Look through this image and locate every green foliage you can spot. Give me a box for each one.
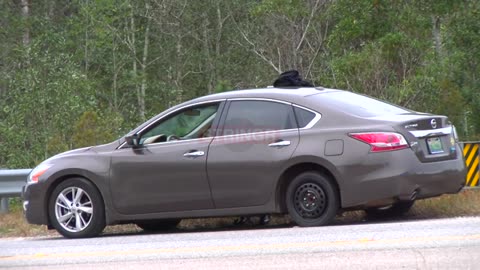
[215,80,233,93]
[0,35,95,167]
[0,0,479,168]
[72,111,121,148]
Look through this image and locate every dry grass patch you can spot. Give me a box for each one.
[411,188,480,218]
[1,189,479,238]
[336,188,480,224]
[0,206,57,238]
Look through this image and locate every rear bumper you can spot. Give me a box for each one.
[340,146,467,208]
[22,183,49,225]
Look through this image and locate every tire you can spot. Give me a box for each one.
[286,172,339,227]
[364,200,415,218]
[48,178,106,238]
[136,219,181,232]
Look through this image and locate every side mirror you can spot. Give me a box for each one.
[125,134,141,148]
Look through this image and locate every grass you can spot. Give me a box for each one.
[1,189,479,238]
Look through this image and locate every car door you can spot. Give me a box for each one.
[110,101,224,215]
[207,99,300,208]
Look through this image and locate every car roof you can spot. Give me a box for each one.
[130,87,341,135]
[185,87,340,105]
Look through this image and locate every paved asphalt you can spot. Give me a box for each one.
[1,217,480,269]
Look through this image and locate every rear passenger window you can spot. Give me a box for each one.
[222,101,296,135]
[294,107,316,128]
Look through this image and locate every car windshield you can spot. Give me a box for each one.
[312,91,412,117]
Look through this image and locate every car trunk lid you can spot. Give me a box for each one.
[384,114,457,163]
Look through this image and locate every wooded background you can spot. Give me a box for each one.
[0,0,479,168]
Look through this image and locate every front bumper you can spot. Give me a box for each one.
[22,183,49,225]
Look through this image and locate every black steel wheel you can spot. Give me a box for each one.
[286,172,339,227]
[136,219,181,232]
[48,178,106,238]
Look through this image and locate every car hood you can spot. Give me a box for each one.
[43,141,120,163]
[43,146,93,163]
[90,140,121,153]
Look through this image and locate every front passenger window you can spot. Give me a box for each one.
[141,103,219,144]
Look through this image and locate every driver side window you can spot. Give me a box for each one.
[141,102,219,145]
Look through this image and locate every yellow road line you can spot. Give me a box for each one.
[1,234,480,261]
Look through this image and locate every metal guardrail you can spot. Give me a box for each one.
[0,169,31,213]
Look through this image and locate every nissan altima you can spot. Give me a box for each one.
[22,87,467,238]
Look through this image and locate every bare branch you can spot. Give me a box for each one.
[296,0,322,51]
[181,70,203,80]
[305,46,321,80]
[230,15,281,73]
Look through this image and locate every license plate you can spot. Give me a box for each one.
[427,137,444,154]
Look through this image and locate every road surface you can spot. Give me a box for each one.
[1,217,480,269]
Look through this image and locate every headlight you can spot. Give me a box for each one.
[28,164,53,184]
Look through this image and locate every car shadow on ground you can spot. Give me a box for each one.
[37,210,474,241]
[97,211,466,239]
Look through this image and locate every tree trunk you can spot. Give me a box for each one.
[48,0,54,18]
[432,15,443,57]
[202,12,214,94]
[214,1,223,89]
[21,0,30,47]
[112,36,118,110]
[20,0,30,68]
[139,4,151,122]
[129,6,142,120]
[85,16,89,74]
[175,40,183,104]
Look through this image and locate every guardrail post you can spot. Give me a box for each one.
[461,142,480,187]
[0,197,9,214]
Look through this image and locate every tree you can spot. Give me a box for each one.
[0,0,479,168]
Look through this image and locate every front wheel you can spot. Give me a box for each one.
[286,172,339,227]
[48,178,106,238]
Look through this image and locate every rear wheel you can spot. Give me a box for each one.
[364,200,415,218]
[286,172,339,227]
[136,219,181,232]
[48,178,106,238]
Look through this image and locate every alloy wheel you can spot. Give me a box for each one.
[55,187,93,233]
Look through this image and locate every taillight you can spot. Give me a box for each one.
[452,125,459,142]
[349,132,409,152]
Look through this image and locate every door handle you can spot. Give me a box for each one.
[183,150,205,157]
[268,140,291,147]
